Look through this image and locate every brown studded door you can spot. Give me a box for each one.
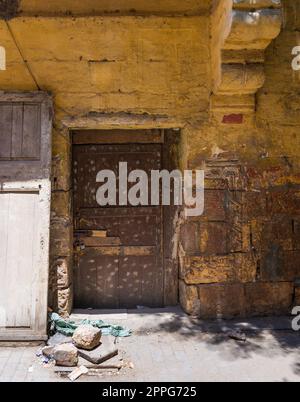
[73,142,164,309]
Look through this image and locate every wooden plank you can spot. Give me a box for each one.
[87,247,120,256]
[81,237,121,247]
[75,230,107,238]
[123,246,156,256]
[0,104,12,159]
[0,334,48,341]
[11,104,23,159]
[0,192,38,329]
[0,193,9,328]
[22,104,40,159]
[73,129,163,144]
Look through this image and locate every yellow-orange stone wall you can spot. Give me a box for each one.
[0,0,299,317]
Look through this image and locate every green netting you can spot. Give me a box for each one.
[50,313,132,337]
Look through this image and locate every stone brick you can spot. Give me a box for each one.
[180,222,199,254]
[57,286,73,318]
[245,190,267,220]
[228,223,251,253]
[51,191,71,220]
[251,219,294,252]
[198,222,227,254]
[50,257,73,290]
[260,249,300,282]
[244,282,294,316]
[198,190,227,221]
[53,343,78,367]
[73,325,102,350]
[198,283,246,319]
[52,132,71,192]
[244,163,290,190]
[181,254,257,285]
[179,280,201,316]
[50,218,73,258]
[267,189,300,216]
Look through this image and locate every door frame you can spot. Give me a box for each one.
[71,129,181,307]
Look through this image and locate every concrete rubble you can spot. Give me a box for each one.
[72,325,102,350]
[52,344,79,367]
[38,323,124,381]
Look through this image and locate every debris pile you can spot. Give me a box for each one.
[36,313,132,381]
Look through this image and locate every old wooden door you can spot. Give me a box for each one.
[73,142,164,309]
[0,92,52,341]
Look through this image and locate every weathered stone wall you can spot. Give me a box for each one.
[42,14,210,316]
[0,0,299,318]
[179,0,300,318]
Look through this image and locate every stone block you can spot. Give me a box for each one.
[198,190,227,221]
[244,282,293,316]
[53,344,78,367]
[181,253,257,284]
[57,286,73,318]
[251,219,294,252]
[267,189,300,216]
[51,191,71,220]
[198,222,227,254]
[73,325,102,351]
[51,256,73,290]
[260,249,300,282]
[52,132,71,191]
[180,222,199,254]
[228,223,251,253]
[198,283,246,319]
[179,280,201,316]
[245,191,267,220]
[50,217,73,257]
[218,64,265,96]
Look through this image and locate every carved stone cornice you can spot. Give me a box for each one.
[211,0,283,122]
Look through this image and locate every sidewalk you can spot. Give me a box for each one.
[0,308,300,382]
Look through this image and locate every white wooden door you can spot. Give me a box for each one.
[0,92,52,340]
[0,192,39,329]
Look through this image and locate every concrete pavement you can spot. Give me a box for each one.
[0,307,300,382]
